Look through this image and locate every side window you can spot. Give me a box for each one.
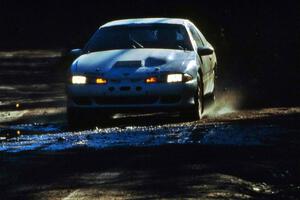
[188,24,205,47]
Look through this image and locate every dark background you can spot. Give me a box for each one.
[0,0,299,107]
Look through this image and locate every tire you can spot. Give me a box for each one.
[211,64,217,103]
[181,73,204,121]
[205,91,215,108]
[205,65,217,107]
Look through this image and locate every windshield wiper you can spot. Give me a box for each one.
[178,45,188,51]
[129,36,144,48]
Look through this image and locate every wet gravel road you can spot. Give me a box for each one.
[0,51,300,199]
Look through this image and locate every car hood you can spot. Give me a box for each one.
[72,49,196,79]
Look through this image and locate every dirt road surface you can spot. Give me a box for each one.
[0,51,299,199]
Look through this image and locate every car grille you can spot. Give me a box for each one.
[94,96,159,105]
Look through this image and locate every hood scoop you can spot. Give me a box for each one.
[145,57,166,67]
[114,60,143,68]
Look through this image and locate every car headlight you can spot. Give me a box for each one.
[145,73,193,84]
[72,75,87,84]
[166,73,193,83]
[167,74,183,83]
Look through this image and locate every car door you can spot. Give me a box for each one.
[188,24,212,95]
[196,28,216,94]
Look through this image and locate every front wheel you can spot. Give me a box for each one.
[181,75,204,120]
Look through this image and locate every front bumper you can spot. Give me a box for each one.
[67,80,197,112]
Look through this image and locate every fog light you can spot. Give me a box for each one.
[96,78,107,84]
[145,77,158,83]
[167,74,182,83]
[72,76,86,84]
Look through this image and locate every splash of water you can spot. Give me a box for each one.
[204,90,242,117]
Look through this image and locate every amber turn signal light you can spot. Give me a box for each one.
[145,77,158,83]
[96,78,107,84]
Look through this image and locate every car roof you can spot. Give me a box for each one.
[101,18,190,28]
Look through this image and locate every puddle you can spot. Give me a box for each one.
[0,122,287,153]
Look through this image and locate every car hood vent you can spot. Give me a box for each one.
[114,60,142,68]
[145,57,166,66]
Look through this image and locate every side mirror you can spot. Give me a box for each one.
[69,48,82,58]
[197,46,214,56]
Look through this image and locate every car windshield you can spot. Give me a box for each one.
[83,24,193,53]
